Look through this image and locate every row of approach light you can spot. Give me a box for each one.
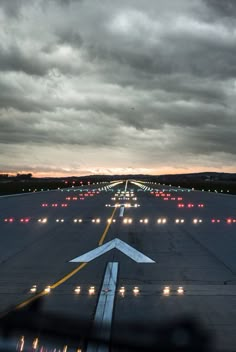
[151,192,183,200]
[42,203,68,207]
[30,285,142,296]
[163,286,185,295]
[114,192,135,197]
[111,197,137,201]
[105,203,140,208]
[30,285,96,296]
[65,194,97,200]
[178,203,204,208]
[3,218,236,224]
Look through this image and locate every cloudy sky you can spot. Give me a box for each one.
[0,0,236,176]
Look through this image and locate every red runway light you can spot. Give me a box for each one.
[178,203,184,208]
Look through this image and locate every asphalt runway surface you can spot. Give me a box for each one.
[1,180,236,351]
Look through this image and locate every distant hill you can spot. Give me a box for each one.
[156,172,236,183]
[1,172,236,195]
[1,172,236,183]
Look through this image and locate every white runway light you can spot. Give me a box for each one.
[44,286,51,294]
[89,286,95,295]
[157,218,167,224]
[123,218,132,224]
[175,219,185,224]
[133,286,140,296]
[193,218,202,224]
[119,286,125,297]
[74,286,81,294]
[163,286,170,296]
[177,286,184,295]
[30,285,37,293]
[38,218,47,223]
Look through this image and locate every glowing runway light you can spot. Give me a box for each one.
[17,336,24,352]
[44,286,51,294]
[30,285,37,293]
[32,337,39,349]
[89,286,95,295]
[133,286,140,296]
[177,286,184,295]
[74,286,81,294]
[163,286,170,296]
[119,286,125,297]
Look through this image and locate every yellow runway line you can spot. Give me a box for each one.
[1,206,117,316]
[98,206,117,246]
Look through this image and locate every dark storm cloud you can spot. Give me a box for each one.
[53,0,81,5]
[1,0,236,173]
[0,0,26,17]
[55,30,83,48]
[0,45,48,76]
[0,110,120,147]
[87,14,236,81]
[204,0,236,17]
[176,125,236,156]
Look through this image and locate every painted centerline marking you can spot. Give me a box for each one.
[87,262,118,352]
[124,180,128,192]
[119,205,125,217]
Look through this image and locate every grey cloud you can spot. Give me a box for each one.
[0,0,26,17]
[0,0,235,174]
[55,30,83,48]
[0,45,48,76]
[0,86,54,113]
[0,111,120,147]
[176,125,236,156]
[52,0,82,6]
[88,23,236,81]
[203,0,236,18]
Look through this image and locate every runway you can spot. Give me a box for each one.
[1,180,236,351]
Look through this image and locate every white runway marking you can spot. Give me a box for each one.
[70,238,155,263]
[119,205,125,217]
[86,262,118,352]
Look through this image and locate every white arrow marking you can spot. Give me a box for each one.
[70,238,155,263]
